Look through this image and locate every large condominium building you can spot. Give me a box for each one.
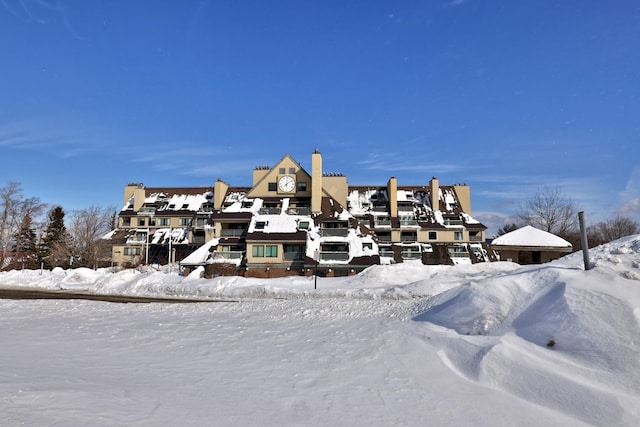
[106,150,493,277]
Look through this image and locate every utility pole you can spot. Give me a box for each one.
[578,211,591,270]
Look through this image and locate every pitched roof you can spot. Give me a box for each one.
[491,225,572,248]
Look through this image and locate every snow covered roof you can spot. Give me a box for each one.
[180,238,220,266]
[492,226,572,248]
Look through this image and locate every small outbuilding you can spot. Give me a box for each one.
[491,225,572,264]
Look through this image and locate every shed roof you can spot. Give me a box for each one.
[491,225,572,248]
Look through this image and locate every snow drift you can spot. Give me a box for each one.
[1,236,639,425]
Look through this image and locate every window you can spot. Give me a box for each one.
[268,182,277,191]
[138,218,145,226]
[182,203,189,209]
[252,245,264,257]
[362,242,373,250]
[124,247,141,256]
[266,245,278,257]
[289,167,295,174]
[159,218,170,226]
[428,231,437,240]
[149,217,156,226]
[297,182,307,191]
[179,218,191,226]
[454,231,463,241]
[298,220,310,230]
[122,218,131,226]
[279,167,286,174]
[255,221,267,230]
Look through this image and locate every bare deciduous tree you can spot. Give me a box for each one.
[588,216,640,246]
[518,186,579,238]
[0,182,45,269]
[69,206,116,269]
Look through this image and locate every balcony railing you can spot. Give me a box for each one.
[194,219,209,228]
[401,250,422,260]
[320,251,350,261]
[444,219,464,226]
[320,228,349,237]
[374,218,391,227]
[448,249,469,258]
[211,251,244,260]
[399,218,418,227]
[469,235,483,242]
[220,229,247,237]
[398,205,414,212]
[283,251,305,261]
[137,207,156,215]
[376,235,392,243]
[400,234,417,242]
[379,250,394,258]
[259,207,282,215]
[287,207,310,216]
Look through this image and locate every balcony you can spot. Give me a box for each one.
[220,229,247,238]
[193,219,209,229]
[448,248,469,258]
[210,251,244,261]
[259,207,282,215]
[287,207,310,216]
[444,218,464,226]
[398,204,414,212]
[374,218,391,227]
[320,228,349,237]
[401,249,422,260]
[320,251,350,261]
[469,235,483,242]
[399,218,418,227]
[283,251,305,261]
[400,233,417,243]
[376,234,392,243]
[137,207,156,215]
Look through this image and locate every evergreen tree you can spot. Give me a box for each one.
[494,223,519,238]
[38,206,71,268]
[15,213,38,268]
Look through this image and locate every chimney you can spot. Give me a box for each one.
[311,149,323,214]
[214,179,229,209]
[124,183,145,211]
[387,177,398,217]
[429,177,439,211]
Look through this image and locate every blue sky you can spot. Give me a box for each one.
[1,0,639,235]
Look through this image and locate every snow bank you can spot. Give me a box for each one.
[1,236,640,425]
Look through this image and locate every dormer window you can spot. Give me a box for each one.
[168,204,176,209]
[182,204,189,209]
[255,221,268,230]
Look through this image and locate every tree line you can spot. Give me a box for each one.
[0,181,116,271]
[495,186,640,249]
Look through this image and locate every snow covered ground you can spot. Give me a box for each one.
[1,236,640,426]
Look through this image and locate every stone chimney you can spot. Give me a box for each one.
[311,149,323,214]
[429,177,439,211]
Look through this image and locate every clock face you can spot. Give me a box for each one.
[278,175,295,193]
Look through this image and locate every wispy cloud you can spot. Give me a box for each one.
[1,0,84,39]
[615,166,640,220]
[0,117,139,159]
[356,153,470,176]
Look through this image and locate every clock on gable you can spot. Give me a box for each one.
[277,175,296,193]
